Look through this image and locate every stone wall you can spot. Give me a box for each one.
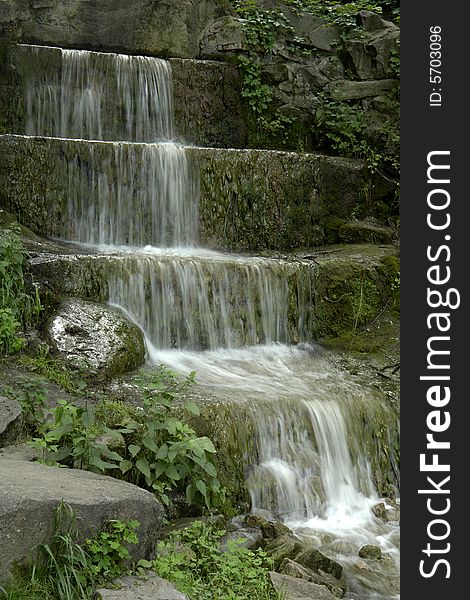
[0,134,394,251]
[0,43,247,148]
[0,0,231,58]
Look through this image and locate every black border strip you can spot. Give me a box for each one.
[401,1,468,596]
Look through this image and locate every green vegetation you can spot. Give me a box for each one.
[28,367,225,510]
[0,228,41,354]
[86,519,139,580]
[143,521,282,600]
[282,0,400,27]
[0,503,139,600]
[20,345,87,394]
[1,509,282,600]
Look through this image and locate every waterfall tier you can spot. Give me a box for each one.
[0,134,376,252]
[22,45,174,142]
[10,44,247,148]
[28,248,315,351]
[61,142,198,247]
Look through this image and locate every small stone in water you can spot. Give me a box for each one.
[358,544,382,560]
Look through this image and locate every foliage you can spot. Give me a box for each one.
[314,95,399,186]
[29,367,224,510]
[116,368,225,509]
[282,0,400,29]
[15,378,49,436]
[19,345,86,394]
[233,1,294,52]
[0,503,139,600]
[390,38,400,78]
[85,519,139,580]
[30,399,124,472]
[141,521,281,600]
[231,2,298,147]
[315,97,366,157]
[0,227,42,354]
[238,56,272,116]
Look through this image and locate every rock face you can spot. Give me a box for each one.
[47,299,145,382]
[244,515,346,597]
[1,0,229,59]
[270,571,337,600]
[0,397,22,447]
[96,573,189,600]
[0,459,165,583]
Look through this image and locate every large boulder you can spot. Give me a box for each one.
[0,396,22,447]
[47,298,146,383]
[0,459,164,583]
[270,571,337,600]
[96,573,188,600]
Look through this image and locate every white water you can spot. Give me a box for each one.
[24,45,174,141]
[106,250,313,350]
[22,44,400,598]
[63,142,198,247]
[147,342,400,599]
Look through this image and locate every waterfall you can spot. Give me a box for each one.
[19,43,399,599]
[107,251,313,350]
[63,142,198,247]
[24,46,174,141]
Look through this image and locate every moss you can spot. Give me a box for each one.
[313,247,400,351]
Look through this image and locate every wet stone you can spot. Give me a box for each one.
[47,298,145,383]
[358,544,383,560]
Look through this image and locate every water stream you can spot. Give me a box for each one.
[23,44,400,599]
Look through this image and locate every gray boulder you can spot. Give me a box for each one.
[200,16,246,59]
[0,397,22,447]
[10,0,230,59]
[47,298,145,383]
[325,79,398,101]
[0,459,164,583]
[358,10,399,32]
[373,500,400,523]
[265,534,305,568]
[270,571,337,600]
[96,573,188,600]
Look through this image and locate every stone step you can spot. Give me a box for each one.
[26,243,316,351]
[2,43,246,149]
[0,134,394,252]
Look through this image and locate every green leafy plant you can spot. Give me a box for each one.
[30,368,224,510]
[117,368,225,509]
[0,504,141,600]
[86,519,139,580]
[20,345,86,394]
[16,378,49,436]
[30,399,124,471]
[142,521,281,600]
[0,227,42,354]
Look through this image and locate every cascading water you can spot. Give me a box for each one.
[22,43,399,599]
[63,142,198,247]
[24,45,174,141]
